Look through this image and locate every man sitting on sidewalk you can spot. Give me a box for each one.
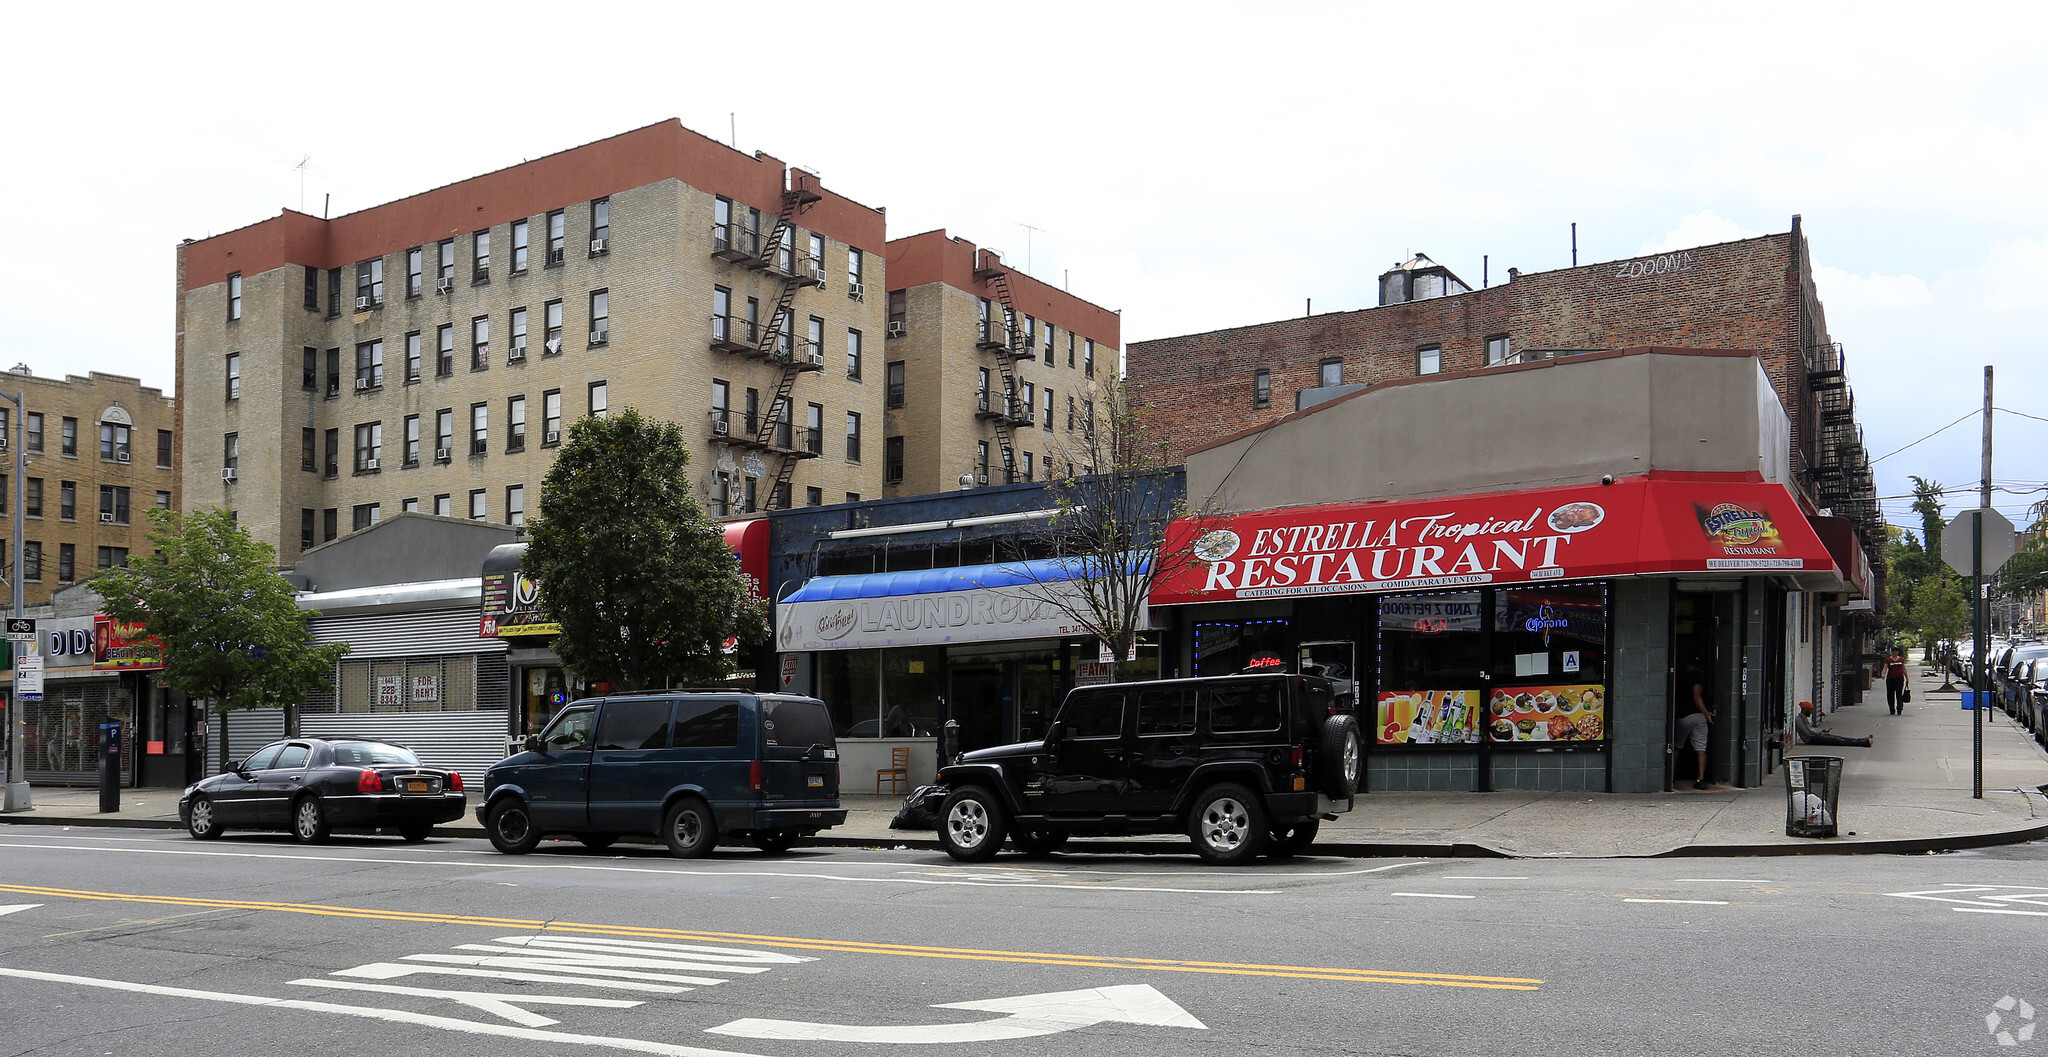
[1797,701,1874,748]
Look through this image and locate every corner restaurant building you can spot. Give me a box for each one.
[1148,347,1872,793]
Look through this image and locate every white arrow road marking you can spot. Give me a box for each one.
[289,978,643,1027]
[707,983,1206,1043]
[0,966,770,1057]
[335,963,692,993]
[0,904,42,916]
[1889,885,2048,914]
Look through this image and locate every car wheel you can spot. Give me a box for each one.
[186,796,224,841]
[938,787,1007,862]
[751,830,799,854]
[487,798,544,855]
[577,833,620,851]
[291,797,331,844]
[1266,819,1320,858]
[1188,783,1269,865]
[1012,830,1069,856]
[662,798,718,859]
[1318,715,1362,798]
[398,822,433,843]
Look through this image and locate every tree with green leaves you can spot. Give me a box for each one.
[1909,475,1946,557]
[522,407,767,691]
[93,508,349,769]
[1909,573,1967,689]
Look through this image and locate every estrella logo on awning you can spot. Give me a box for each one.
[1694,502,1782,550]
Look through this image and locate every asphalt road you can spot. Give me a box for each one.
[0,825,2043,1057]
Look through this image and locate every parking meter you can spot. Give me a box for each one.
[98,720,121,814]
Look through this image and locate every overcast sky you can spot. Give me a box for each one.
[6,2,2043,537]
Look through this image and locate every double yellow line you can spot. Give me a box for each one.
[0,882,1541,991]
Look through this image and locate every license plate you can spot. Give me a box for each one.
[807,775,824,788]
[401,777,432,794]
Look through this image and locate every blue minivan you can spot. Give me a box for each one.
[479,690,845,857]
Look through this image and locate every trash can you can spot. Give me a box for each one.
[1784,754,1842,838]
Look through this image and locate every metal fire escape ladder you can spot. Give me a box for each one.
[977,264,1026,482]
[753,181,823,508]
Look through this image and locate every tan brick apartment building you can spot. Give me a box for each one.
[1,370,178,604]
[1125,217,1882,550]
[176,120,1124,558]
[882,231,1121,495]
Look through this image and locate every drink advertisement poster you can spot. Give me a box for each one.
[1487,684,1605,742]
[1377,689,1482,745]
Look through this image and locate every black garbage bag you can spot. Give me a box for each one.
[890,784,948,830]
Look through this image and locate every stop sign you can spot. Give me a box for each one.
[1941,507,2018,576]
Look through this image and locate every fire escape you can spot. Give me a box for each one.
[971,254,1033,483]
[1807,342,1880,538]
[707,176,826,510]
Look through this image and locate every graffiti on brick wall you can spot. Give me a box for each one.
[1612,251,1698,280]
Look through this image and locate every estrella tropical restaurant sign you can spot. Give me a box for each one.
[1151,473,1836,605]
[480,520,770,638]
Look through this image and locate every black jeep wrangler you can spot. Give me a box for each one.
[935,673,1360,865]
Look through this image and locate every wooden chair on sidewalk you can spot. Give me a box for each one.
[876,746,910,795]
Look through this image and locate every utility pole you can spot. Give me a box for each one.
[1972,366,1992,799]
[4,387,26,811]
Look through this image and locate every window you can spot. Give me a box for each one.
[435,409,453,459]
[223,433,239,475]
[845,492,861,504]
[403,415,420,466]
[510,307,528,357]
[405,332,422,382]
[97,545,129,571]
[588,381,607,418]
[806,316,824,364]
[510,218,529,272]
[1066,394,1076,431]
[976,441,990,480]
[352,422,380,471]
[469,489,487,520]
[886,361,905,408]
[97,485,128,525]
[542,390,562,444]
[884,435,903,484]
[356,258,383,305]
[352,503,379,531]
[472,229,491,281]
[1043,387,1054,430]
[58,543,75,583]
[305,266,320,311]
[437,324,455,376]
[1084,339,1095,377]
[302,347,318,390]
[590,197,609,252]
[1021,451,1034,480]
[846,328,862,378]
[711,286,732,343]
[406,247,423,297]
[26,413,41,452]
[99,422,130,462]
[402,498,419,513]
[806,403,823,455]
[224,353,241,400]
[355,340,383,389]
[508,395,527,451]
[327,268,341,317]
[506,484,525,527]
[154,490,171,510]
[1067,332,1076,369]
[1418,345,1442,375]
[1021,381,1035,420]
[1319,360,1342,388]
[471,316,490,369]
[226,273,242,320]
[847,247,864,293]
[806,487,823,506]
[25,477,40,518]
[22,541,39,581]
[323,508,338,541]
[326,347,341,395]
[1043,322,1056,363]
[807,232,825,278]
[1023,316,1035,355]
[589,289,609,343]
[1486,335,1511,366]
[470,402,488,455]
[60,481,76,521]
[301,428,316,472]
[157,429,173,468]
[1083,399,1095,435]
[546,210,565,265]
[301,510,315,551]
[433,494,451,517]
[323,428,337,478]
[845,411,861,461]
[1254,369,1271,408]
[436,239,455,282]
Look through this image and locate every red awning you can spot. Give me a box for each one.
[723,519,770,601]
[1151,473,1841,606]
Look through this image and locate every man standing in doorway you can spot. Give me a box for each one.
[1677,657,1713,789]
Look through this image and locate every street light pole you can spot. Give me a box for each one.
[4,387,27,811]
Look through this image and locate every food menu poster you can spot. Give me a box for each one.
[1376,690,1483,745]
[1487,684,1605,742]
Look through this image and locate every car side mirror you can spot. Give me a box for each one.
[225,759,244,774]
[523,735,542,752]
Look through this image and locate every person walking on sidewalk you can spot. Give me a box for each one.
[1677,657,1713,789]
[1797,701,1874,748]
[1884,646,1908,715]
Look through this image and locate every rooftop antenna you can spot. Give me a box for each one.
[730,112,737,148]
[294,155,311,212]
[1571,222,1578,267]
[1018,222,1045,274]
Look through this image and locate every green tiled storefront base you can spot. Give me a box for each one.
[1367,751,1608,792]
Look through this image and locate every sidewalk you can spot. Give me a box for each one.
[9,653,2046,858]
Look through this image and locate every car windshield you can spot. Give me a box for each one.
[331,742,421,767]
[762,698,835,748]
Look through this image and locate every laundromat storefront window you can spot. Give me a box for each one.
[1375,583,1608,747]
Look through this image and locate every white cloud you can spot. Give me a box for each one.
[1812,265,1934,313]
[1640,213,1764,255]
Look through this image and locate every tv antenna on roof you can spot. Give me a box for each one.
[294,155,312,212]
[1017,222,1046,275]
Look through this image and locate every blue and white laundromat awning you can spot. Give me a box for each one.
[776,555,1151,652]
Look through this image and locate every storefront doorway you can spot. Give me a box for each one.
[1671,589,1736,789]
[948,664,1007,753]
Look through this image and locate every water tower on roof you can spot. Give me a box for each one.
[1377,253,1471,307]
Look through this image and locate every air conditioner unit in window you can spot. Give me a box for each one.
[220,468,237,483]
[436,277,455,294]
[508,344,526,362]
[100,512,116,524]
[807,348,825,367]
[548,248,564,265]
[435,447,452,462]
[356,378,373,391]
[590,328,608,344]
[363,458,380,471]
[887,321,906,337]
[115,451,130,463]
[712,419,731,436]
[848,282,865,301]
[544,430,560,445]
[355,296,373,310]
[976,474,989,485]
[590,237,607,254]
[806,264,827,284]
[0,435,8,449]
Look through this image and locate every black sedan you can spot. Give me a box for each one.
[179,738,467,843]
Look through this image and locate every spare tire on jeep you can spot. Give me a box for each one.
[1318,714,1362,798]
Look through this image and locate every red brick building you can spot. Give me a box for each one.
[1125,215,1878,550]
